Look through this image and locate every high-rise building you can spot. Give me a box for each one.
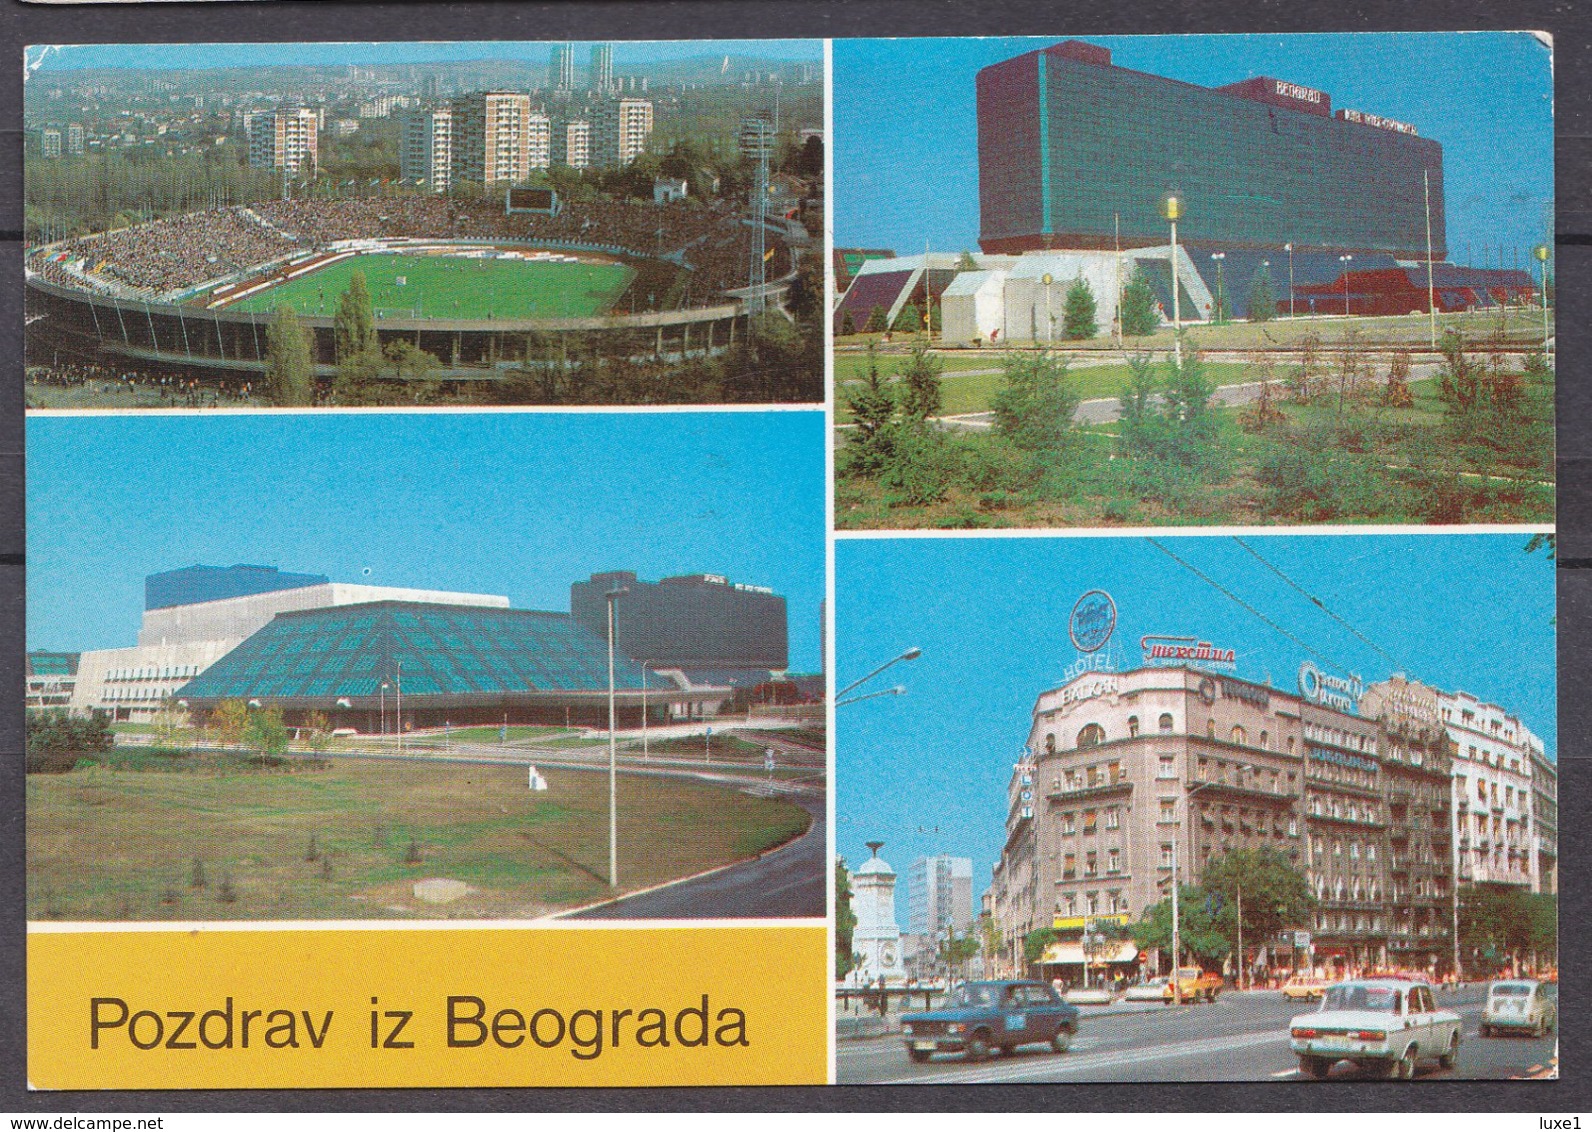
[247,107,319,174]
[40,128,62,159]
[976,40,1446,258]
[907,855,975,940]
[66,124,84,155]
[569,570,788,673]
[398,106,453,193]
[589,43,615,95]
[553,118,591,170]
[525,112,552,172]
[592,98,653,167]
[451,91,535,185]
[1434,686,1543,891]
[550,43,577,93]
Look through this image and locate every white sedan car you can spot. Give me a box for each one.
[1290,979,1462,1079]
[1124,977,1170,1002]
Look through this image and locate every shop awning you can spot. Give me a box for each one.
[1040,941,1140,966]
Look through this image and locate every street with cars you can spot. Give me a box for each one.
[837,982,1556,1084]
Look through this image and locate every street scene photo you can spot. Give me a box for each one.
[834,533,1555,1081]
[26,411,826,921]
[831,33,1554,528]
[24,39,824,408]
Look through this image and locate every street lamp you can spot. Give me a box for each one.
[836,684,907,709]
[605,585,628,888]
[1159,192,1184,367]
[1284,243,1295,320]
[1533,243,1552,357]
[1338,254,1354,317]
[837,646,921,702]
[379,681,389,737]
[1169,779,1218,1004]
[1041,272,1055,345]
[639,659,659,762]
[1210,252,1226,325]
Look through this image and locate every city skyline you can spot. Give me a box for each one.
[27,412,826,672]
[27,39,823,76]
[835,32,1553,269]
[835,534,1555,896]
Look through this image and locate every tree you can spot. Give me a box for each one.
[385,340,442,404]
[1119,269,1160,337]
[333,271,379,364]
[263,304,314,406]
[1248,265,1276,323]
[940,927,982,979]
[150,698,193,751]
[1198,848,1316,968]
[1062,275,1098,340]
[897,338,943,423]
[835,858,858,979]
[842,345,897,476]
[1116,354,1162,459]
[243,705,290,759]
[302,710,333,752]
[1131,885,1230,968]
[955,250,979,272]
[864,306,888,333]
[1023,927,1060,969]
[892,302,922,334]
[26,708,114,771]
[839,309,857,337]
[210,699,250,747]
[992,349,1080,457]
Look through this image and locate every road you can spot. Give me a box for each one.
[566,792,826,920]
[836,987,1556,1084]
[934,362,1445,431]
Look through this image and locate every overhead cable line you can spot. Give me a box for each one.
[1231,536,1403,670]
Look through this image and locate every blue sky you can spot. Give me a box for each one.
[835,32,1554,268]
[27,412,825,672]
[27,40,822,74]
[835,533,1556,895]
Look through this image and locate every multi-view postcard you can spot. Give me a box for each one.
[22,29,1559,1094]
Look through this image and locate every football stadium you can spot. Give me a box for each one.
[25,193,801,380]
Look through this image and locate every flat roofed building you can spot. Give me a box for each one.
[146,563,330,611]
[570,570,788,671]
[399,107,453,193]
[452,91,535,185]
[976,40,1445,259]
[593,98,653,168]
[248,107,319,174]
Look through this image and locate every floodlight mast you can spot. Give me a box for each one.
[605,586,628,888]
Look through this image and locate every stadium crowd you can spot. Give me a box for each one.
[27,194,790,306]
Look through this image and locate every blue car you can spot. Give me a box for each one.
[901,980,1080,1063]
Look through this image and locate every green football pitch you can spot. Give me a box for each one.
[227,252,637,320]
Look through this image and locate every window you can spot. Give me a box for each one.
[1107,848,1121,874]
[1159,713,1175,733]
[1206,719,1216,739]
[1105,807,1120,830]
[1085,852,1098,877]
[1158,756,1176,779]
[1128,716,1141,738]
[1160,844,1174,869]
[1085,893,1098,915]
[1260,730,1269,750]
[1063,813,1076,835]
[1045,733,1056,755]
[1083,810,1098,833]
[1063,853,1076,879]
[1231,725,1247,746]
[1078,724,1106,748]
[1159,799,1177,822]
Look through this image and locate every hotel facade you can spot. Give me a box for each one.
[989,657,1550,980]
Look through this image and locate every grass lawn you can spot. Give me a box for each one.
[834,357,1253,423]
[228,252,636,321]
[27,752,811,921]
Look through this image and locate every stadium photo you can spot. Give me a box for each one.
[24,39,826,408]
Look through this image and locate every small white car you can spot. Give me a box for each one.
[1064,986,1115,1005]
[1481,979,1557,1038]
[1124,977,1170,1002]
[1290,978,1462,1079]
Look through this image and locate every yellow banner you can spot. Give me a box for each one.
[29,926,827,1089]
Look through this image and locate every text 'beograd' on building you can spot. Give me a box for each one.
[988,592,1554,981]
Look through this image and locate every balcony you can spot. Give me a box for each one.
[1047,778,1132,802]
[1187,777,1293,803]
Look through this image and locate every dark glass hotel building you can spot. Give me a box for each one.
[976,41,1446,259]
